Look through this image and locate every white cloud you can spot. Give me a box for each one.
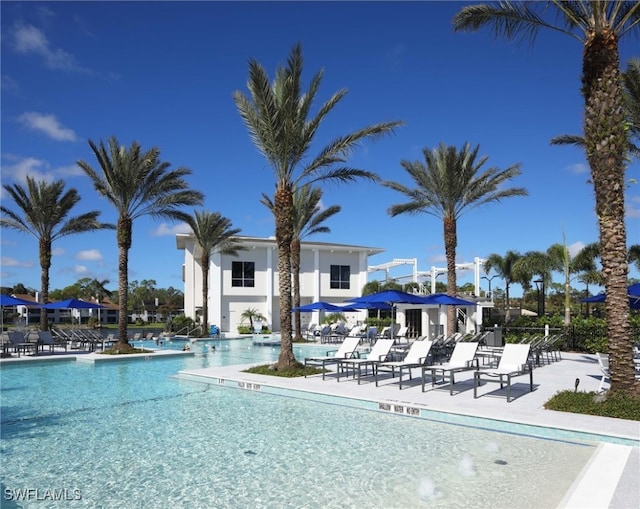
[57,164,85,177]
[11,23,90,73]
[18,112,77,141]
[73,264,88,275]
[52,247,65,256]
[153,222,191,236]
[0,256,34,268]
[1,154,55,183]
[1,154,84,185]
[568,241,586,258]
[566,163,588,175]
[76,249,102,261]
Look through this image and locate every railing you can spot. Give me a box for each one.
[172,325,204,337]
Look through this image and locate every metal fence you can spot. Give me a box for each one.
[495,325,640,352]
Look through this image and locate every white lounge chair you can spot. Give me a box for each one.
[374,339,433,389]
[423,342,479,395]
[596,352,610,393]
[304,336,361,380]
[473,344,533,402]
[337,339,394,384]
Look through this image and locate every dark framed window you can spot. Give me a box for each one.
[330,264,350,289]
[232,261,255,287]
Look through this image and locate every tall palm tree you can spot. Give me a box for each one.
[77,137,204,347]
[483,251,523,323]
[546,236,600,326]
[0,176,113,330]
[234,43,403,369]
[184,210,244,336]
[453,0,640,394]
[383,142,527,332]
[262,185,341,341]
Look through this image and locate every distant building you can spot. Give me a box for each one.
[177,235,382,333]
[177,234,486,337]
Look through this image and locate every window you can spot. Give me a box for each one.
[330,265,350,289]
[232,261,255,287]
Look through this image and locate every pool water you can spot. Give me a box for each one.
[1,339,596,508]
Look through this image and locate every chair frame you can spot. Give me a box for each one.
[337,339,394,384]
[473,344,534,403]
[304,336,362,380]
[374,339,433,389]
[422,342,480,395]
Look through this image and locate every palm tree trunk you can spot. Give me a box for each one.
[39,237,51,330]
[583,30,638,393]
[275,183,298,368]
[291,238,303,341]
[201,252,210,337]
[117,216,132,346]
[443,216,457,334]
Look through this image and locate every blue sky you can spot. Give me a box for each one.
[1,1,639,298]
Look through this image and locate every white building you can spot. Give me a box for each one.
[177,235,383,333]
[177,234,488,337]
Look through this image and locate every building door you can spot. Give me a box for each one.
[405,308,422,338]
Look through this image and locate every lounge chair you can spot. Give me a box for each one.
[473,344,533,402]
[374,339,434,389]
[422,342,479,395]
[37,330,66,353]
[596,352,610,393]
[8,330,37,357]
[304,336,361,380]
[394,326,409,343]
[337,339,394,384]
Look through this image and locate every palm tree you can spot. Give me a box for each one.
[262,185,341,341]
[234,43,403,369]
[546,236,600,326]
[77,137,204,348]
[0,177,113,330]
[453,0,640,394]
[383,142,527,332]
[241,307,267,332]
[483,251,523,323]
[86,278,112,325]
[629,244,640,272]
[184,210,244,336]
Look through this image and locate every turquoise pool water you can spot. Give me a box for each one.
[1,339,596,508]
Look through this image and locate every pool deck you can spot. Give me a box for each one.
[177,350,640,509]
[2,347,638,508]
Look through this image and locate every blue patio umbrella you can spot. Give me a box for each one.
[344,301,393,310]
[42,298,105,309]
[1,294,41,329]
[0,295,41,307]
[581,284,640,309]
[420,293,476,306]
[419,293,476,337]
[346,290,430,338]
[292,301,350,312]
[347,290,430,306]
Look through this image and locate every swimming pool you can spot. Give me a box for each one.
[1,338,597,508]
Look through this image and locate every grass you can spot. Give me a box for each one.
[544,390,640,421]
[100,344,154,355]
[244,363,324,378]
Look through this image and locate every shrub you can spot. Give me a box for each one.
[544,390,640,421]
